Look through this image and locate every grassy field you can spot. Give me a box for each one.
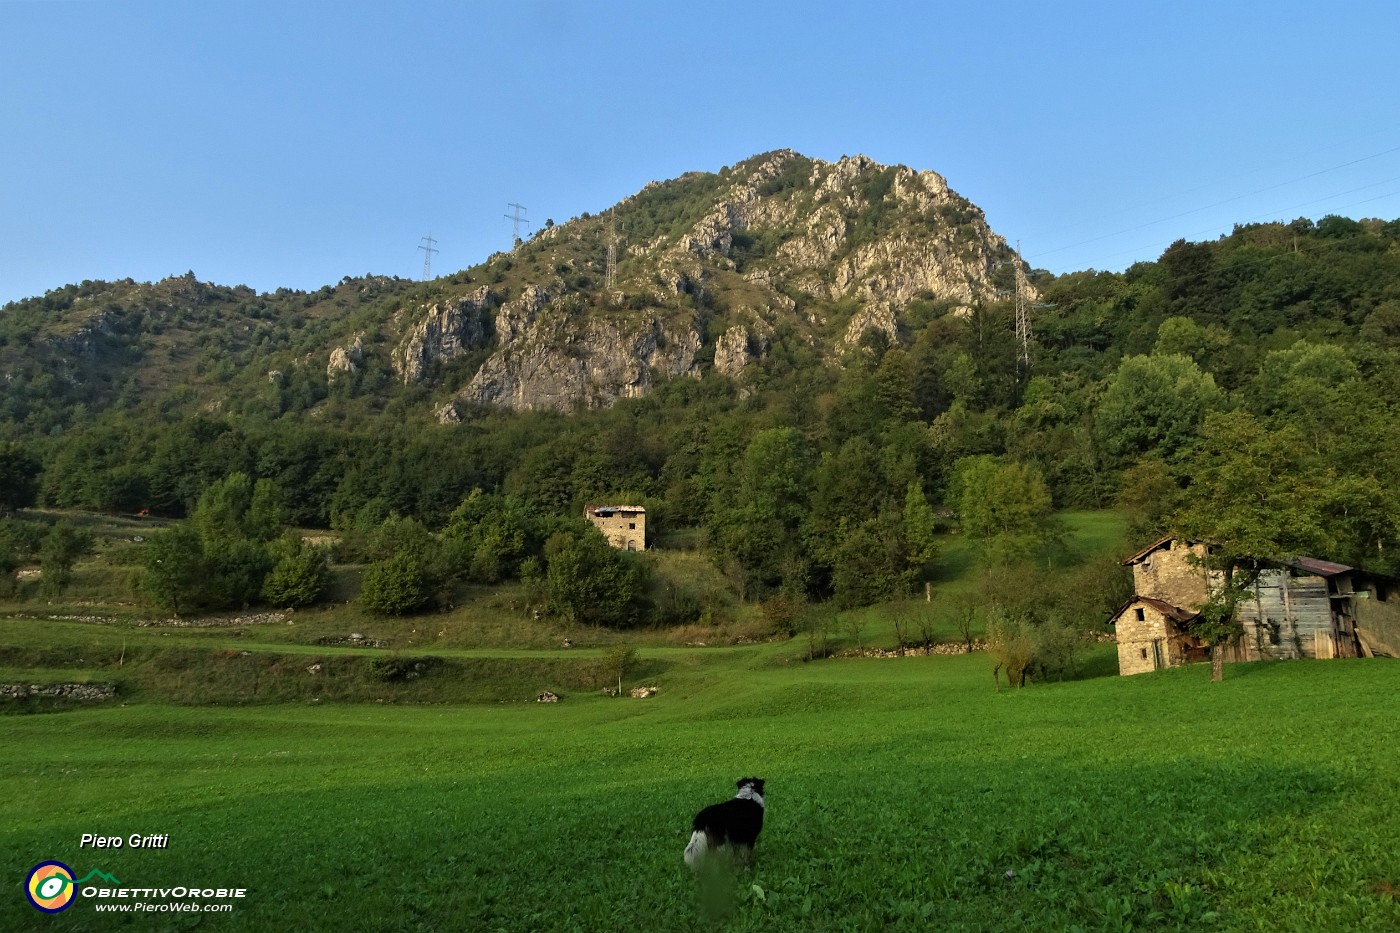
[3,649,1399,931]
[5,510,1398,929]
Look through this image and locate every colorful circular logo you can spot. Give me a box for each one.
[26,861,76,913]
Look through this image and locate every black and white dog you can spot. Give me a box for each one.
[684,777,766,870]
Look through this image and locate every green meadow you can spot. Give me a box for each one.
[3,511,1398,930]
[4,644,1399,931]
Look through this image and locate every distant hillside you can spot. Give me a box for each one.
[3,154,1399,592]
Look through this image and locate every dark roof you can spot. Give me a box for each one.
[1109,596,1201,626]
[585,504,646,516]
[1286,556,1352,577]
[1121,535,1175,566]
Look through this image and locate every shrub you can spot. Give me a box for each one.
[361,553,433,616]
[262,536,332,609]
[987,610,1038,690]
[366,656,441,682]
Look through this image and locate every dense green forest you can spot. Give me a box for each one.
[3,209,1399,625]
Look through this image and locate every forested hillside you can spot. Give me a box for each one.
[3,152,1398,621]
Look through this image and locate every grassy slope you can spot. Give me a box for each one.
[2,654,1398,931]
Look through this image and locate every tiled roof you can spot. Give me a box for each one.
[1110,596,1201,626]
[1121,535,1174,566]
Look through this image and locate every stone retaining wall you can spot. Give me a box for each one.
[1,682,118,700]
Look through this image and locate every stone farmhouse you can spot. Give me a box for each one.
[584,504,646,551]
[1111,536,1399,676]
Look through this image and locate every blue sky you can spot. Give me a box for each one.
[3,0,1398,304]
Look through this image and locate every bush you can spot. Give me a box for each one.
[987,610,1038,689]
[543,523,650,628]
[1030,618,1093,681]
[987,609,1094,688]
[366,656,441,682]
[38,521,94,597]
[361,553,433,616]
[262,536,331,609]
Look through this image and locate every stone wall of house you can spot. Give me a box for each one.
[1132,541,1215,611]
[585,508,645,551]
[1115,601,1173,676]
[1115,600,1205,676]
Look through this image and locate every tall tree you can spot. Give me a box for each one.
[0,443,40,516]
[952,456,1059,567]
[1095,354,1224,466]
[142,524,208,615]
[38,521,93,596]
[709,427,811,598]
[1172,411,1330,681]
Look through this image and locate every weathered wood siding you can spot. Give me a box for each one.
[1356,591,1400,657]
[1236,570,1336,660]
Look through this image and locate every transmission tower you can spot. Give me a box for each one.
[418,234,439,281]
[605,213,619,290]
[504,203,530,244]
[1012,240,1032,377]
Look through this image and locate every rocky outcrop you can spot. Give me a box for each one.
[459,291,702,411]
[713,321,771,381]
[392,287,495,383]
[327,334,364,380]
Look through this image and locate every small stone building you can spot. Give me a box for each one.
[1123,536,1218,610]
[1111,596,1207,675]
[584,504,646,551]
[1112,536,1396,675]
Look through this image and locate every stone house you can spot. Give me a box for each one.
[1112,596,1207,676]
[584,505,646,551]
[1111,536,1397,675]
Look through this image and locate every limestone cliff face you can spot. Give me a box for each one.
[386,150,1030,414]
[461,291,702,410]
[391,287,494,383]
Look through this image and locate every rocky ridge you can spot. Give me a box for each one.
[386,150,1033,415]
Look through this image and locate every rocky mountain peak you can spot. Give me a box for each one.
[387,150,1032,413]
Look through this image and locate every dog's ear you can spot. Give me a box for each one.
[752,779,765,794]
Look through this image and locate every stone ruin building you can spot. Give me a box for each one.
[1111,536,1398,675]
[583,504,646,552]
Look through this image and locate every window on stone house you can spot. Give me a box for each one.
[628,522,635,529]
[1135,608,1145,621]
[1140,648,1148,660]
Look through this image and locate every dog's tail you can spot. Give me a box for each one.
[683,829,709,870]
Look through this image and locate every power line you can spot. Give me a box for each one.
[1077,177,1400,269]
[1026,143,1400,265]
